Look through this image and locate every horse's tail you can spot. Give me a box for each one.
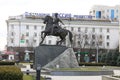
[68,30,73,45]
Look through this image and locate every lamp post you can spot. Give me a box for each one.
[77,49,81,63]
[119,19,120,52]
[15,52,19,65]
[36,64,41,80]
[96,44,99,63]
[19,20,21,47]
[95,33,99,63]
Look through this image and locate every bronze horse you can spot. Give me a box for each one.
[39,15,73,46]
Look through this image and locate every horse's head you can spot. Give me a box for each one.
[43,15,53,24]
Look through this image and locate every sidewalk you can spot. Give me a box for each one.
[20,64,120,80]
[42,75,102,80]
[20,63,35,73]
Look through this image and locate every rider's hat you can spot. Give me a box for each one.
[55,13,58,16]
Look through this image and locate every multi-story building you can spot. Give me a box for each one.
[89,5,120,21]
[6,12,119,61]
[89,5,120,52]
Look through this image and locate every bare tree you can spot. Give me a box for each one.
[89,32,105,62]
[74,31,104,62]
[76,31,92,50]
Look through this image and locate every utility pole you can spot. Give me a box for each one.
[96,43,99,63]
[119,19,120,52]
[96,34,99,63]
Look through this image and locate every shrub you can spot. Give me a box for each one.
[0,66,23,80]
[0,61,15,65]
[105,52,112,65]
[99,52,119,66]
[117,55,120,66]
[100,53,106,63]
[79,62,106,66]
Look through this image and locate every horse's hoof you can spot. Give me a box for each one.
[39,43,42,46]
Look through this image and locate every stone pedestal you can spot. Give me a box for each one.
[34,45,79,69]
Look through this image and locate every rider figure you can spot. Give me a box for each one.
[51,13,64,34]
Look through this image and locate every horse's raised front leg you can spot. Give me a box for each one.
[39,39,44,45]
[41,31,44,39]
[39,32,46,45]
[56,41,60,45]
[56,38,65,45]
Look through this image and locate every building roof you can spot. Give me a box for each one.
[7,16,119,26]
[3,50,16,55]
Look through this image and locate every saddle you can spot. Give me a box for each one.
[53,25,62,34]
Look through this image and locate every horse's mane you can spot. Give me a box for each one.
[46,15,53,19]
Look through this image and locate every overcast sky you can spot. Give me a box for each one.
[0,0,119,50]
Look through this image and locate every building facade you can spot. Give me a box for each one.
[89,5,120,21]
[6,12,119,61]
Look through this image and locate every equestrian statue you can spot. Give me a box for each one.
[39,13,73,46]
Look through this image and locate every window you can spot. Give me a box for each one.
[41,26,44,29]
[34,25,37,30]
[92,41,95,46]
[100,28,102,32]
[100,35,102,39]
[85,34,88,39]
[96,11,101,18]
[102,10,105,14]
[11,24,14,29]
[11,38,14,43]
[48,40,51,44]
[33,40,36,43]
[107,9,109,12]
[34,32,37,37]
[71,27,74,31]
[85,40,88,45]
[11,32,14,36]
[93,10,95,14]
[92,35,95,39]
[107,35,110,39]
[26,25,29,29]
[111,9,114,19]
[99,41,102,46]
[92,28,95,32]
[107,42,109,46]
[78,27,81,32]
[77,41,80,44]
[21,34,25,40]
[26,39,29,43]
[116,16,118,19]
[78,34,81,38]
[107,28,109,33]
[26,32,29,37]
[116,9,118,13]
[85,27,88,33]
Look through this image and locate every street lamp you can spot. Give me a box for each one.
[77,49,81,63]
[119,19,120,52]
[15,52,19,65]
[96,42,99,63]
[36,64,41,80]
